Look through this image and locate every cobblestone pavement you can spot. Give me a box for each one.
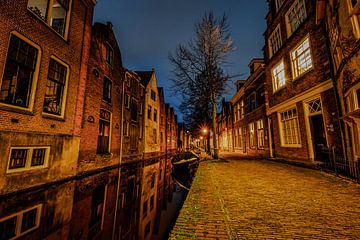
[169,156,360,239]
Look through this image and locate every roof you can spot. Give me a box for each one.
[135,71,154,87]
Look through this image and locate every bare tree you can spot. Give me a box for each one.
[169,12,234,159]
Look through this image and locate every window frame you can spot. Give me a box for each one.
[0,32,41,112]
[42,56,70,118]
[7,146,50,174]
[290,36,313,80]
[257,119,265,149]
[249,123,256,149]
[285,0,307,37]
[0,204,42,239]
[97,109,112,154]
[105,43,114,66]
[272,60,286,93]
[102,76,112,103]
[268,24,282,58]
[278,107,302,147]
[27,0,72,40]
[347,0,360,39]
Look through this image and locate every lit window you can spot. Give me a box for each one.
[28,0,71,38]
[279,108,301,146]
[102,77,112,103]
[347,0,360,38]
[97,109,111,154]
[249,123,255,148]
[106,43,114,66]
[7,147,50,173]
[272,61,286,92]
[0,34,39,109]
[257,119,265,149]
[43,58,68,115]
[0,205,42,240]
[291,37,313,78]
[240,100,245,119]
[285,0,307,36]
[268,24,282,57]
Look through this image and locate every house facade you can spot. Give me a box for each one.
[216,99,233,152]
[265,0,342,162]
[231,59,269,158]
[0,0,95,195]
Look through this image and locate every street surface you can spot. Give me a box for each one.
[170,154,360,239]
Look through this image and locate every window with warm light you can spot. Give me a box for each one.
[279,108,301,146]
[257,119,265,149]
[272,61,286,92]
[285,0,307,36]
[347,0,360,38]
[291,37,313,78]
[28,0,71,38]
[249,123,255,148]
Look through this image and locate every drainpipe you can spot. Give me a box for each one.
[320,20,348,161]
[268,117,274,158]
[112,70,126,239]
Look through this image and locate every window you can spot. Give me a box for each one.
[238,128,242,149]
[130,124,139,150]
[347,0,360,38]
[7,147,50,173]
[106,43,114,66]
[346,88,360,113]
[275,0,285,11]
[0,205,42,240]
[130,78,138,95]
[151,90,156,101]
[130,98,138,121]
[28,0,71,38]
[257,119,265,149]
[0,34,39,109]
[272,61,286,92]
[153,109,157,122]
[144,222,151,237]
[103,77,112,103]
[249,123,255,148]
[268,24,282,57]
[285,0,307,36]
[279,108,301,146]
[291,37,313,78]
[123,121,129,137]
[153,129,157,144]
[160,132,164,144]
[124,94,129,108]
[139,103,143,115]
[42,58,69,115]
[89,185,106,238]
[97,109,111,154]
[248,93,256,112]
[148,105,152,120]
[151,173,155,188]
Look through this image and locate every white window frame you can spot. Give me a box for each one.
[347,0,360,39]
[285,0,307,37]
[272,60,286,92]
[27,0,72,40]
[290,36,313,80]
[257,119,265,149]
[0,204,42,239]
[278,107,302,147]
[7,146,50,173]
[249,123,255,149]
[0,32,42,112]
[268,24,282,58]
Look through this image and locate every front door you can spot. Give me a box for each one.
[310,114,327,161]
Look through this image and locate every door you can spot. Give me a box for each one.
[310,115,328,161]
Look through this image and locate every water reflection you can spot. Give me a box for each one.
[0,158,194,240]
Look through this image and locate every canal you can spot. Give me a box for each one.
[0,157,198,240]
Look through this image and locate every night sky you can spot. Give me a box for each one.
[94,0,268,121]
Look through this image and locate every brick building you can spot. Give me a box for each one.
[78,22,124,173]
[264,0,342,162]
[0,0,95,195]
[158,87,166,153]
[316,0,360,163]
[216,99,233,152]
[231,59,269,158]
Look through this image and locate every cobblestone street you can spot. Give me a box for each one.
[170,155,360,239]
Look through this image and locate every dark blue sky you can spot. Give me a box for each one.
[94,0,268,121]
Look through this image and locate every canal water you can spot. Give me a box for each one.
[0,158,197,240]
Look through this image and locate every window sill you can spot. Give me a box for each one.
[27,9,69,43]
[280,144,302,148]
[6,166,49,174]
[42,112,65,122]
[273,85,286,94]
[0,103,34,115]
